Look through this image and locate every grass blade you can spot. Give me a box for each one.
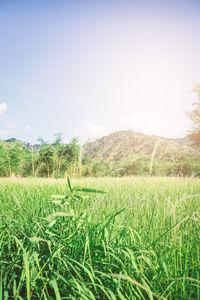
[73,187,106,193]
[50,279,61,300]
[67,176,73,193]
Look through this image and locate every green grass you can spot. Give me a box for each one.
[0,177,200,299]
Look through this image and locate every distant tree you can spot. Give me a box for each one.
[0,141,24,176]
[38,145,54,177]
[37,137,48,145]
[53,133,63,145]
[4,138,17,143]
[187,85,200,146]
[65,138,80,177]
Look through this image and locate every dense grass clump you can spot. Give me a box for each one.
[0,177,200,299]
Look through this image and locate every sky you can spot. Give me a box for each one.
[0,0,200,144]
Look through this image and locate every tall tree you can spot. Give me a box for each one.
[53,133,63,145]
[38,145,54,177]
[0,141,24,176]
[187,85,200,146]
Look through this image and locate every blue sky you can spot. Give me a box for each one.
[0,0,200,143]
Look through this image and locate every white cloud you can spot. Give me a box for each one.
[0,103,8,115]
[25,125,31,131]
[75,121,109,141]
[0,130,13,136]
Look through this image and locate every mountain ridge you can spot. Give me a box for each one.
[84,130,197,162]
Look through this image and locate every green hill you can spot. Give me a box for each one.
[83,130,200,176]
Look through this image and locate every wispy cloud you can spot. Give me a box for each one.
[22,86,42,98]
[0,130,13,136]
[75,121,108,141]
[110,113,190,138]
[4,121,16,129]
[0,103,8,115]
[75,113,190,142]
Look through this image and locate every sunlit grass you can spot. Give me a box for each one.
[0,177,200,299]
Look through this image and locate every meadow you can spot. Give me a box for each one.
[0,177,200,299]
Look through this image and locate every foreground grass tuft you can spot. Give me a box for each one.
[0,177,200,299]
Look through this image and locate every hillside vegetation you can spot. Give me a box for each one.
[83,130,200,177]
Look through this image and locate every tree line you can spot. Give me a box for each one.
[0,134,81,178]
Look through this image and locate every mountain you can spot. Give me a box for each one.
[84,130,199,165]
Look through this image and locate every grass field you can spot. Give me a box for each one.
[0,177,200,299]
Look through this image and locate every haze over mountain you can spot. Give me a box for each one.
[84,130,198,164]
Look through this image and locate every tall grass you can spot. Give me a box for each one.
[0,177,200,299]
